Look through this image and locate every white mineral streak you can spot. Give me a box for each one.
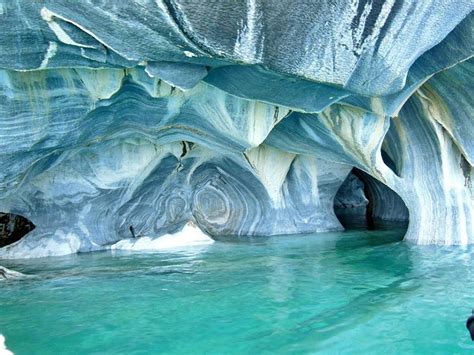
[292,156,321,206]
[370,90,473,245]
[319,105,390,172]
[129,68,175,98]
[41,8,94,49]
[39,6,133,61]
[39,41,57,69]
[75,69,124,102]
[190,84,283,148]
[301,0,393,85]
[110,222,214,251]
[246,103,289,147]
[245,145,295,206]
[394,91,473,245]
[183,51,196,58]
[234,0,263,62]
[41,7,94,49]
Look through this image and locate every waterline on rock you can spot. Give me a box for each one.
[0,335,13,355]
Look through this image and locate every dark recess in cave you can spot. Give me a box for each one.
[0,213,35,248]
[334,168,409,231]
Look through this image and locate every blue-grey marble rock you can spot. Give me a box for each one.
[204,65,349,113]
[166,0,472,95]
[0,1,472,257]
[335,173,368,210]
[145,62,208,90]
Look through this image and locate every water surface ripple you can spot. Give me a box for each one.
[1,227,473,354]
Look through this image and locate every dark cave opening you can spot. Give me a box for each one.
[334,168,409,231]
[0,213,35,248]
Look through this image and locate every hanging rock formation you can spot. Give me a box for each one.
[0,1,472,257]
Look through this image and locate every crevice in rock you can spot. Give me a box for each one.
[0,213,35,248]
[180,141,188,158]
[460,152,472,188]
[334,168,409,231]
[381,149,400,177]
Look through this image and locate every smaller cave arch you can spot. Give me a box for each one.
[334,168,409,231]
[0,213,35,248]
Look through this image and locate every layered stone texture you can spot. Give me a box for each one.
[0,1,472,257]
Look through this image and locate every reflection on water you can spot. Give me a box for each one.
[0,226,473,354]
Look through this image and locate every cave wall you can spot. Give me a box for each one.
[0,1,472,257]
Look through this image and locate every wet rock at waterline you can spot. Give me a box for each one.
[0,266,28,280]
[0,335,13,355]
[110,222,214,252]
[0,1,472,257]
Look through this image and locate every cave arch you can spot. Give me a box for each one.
[0,213,35,248]
[334,168,409,231]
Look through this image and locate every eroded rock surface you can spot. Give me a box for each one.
[0,1,472,257]
[0,266,28,280]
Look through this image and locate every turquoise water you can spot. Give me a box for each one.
[1,227,474,354]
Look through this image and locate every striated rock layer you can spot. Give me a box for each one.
[0,1,472,257]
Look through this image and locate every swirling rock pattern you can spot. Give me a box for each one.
[0,1,472,257]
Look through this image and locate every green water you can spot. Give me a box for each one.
[1,227,473,354]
